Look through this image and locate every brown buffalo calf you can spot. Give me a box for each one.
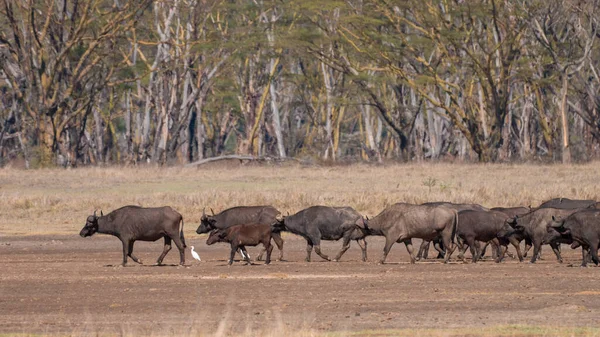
[206,223,273,265]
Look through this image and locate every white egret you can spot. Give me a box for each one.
[191,246,201,262]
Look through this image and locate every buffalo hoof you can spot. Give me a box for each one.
[332,259,339,262]
[527,260,536,264]
[558,259,563,263]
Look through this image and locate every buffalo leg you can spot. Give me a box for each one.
[523,239,532,258]
[403,240,416,264]
[264,241,273,265]
[356,238,368,262]
[457,237,467,261]
[440,230,456,264]
[550,242,563,263]
[480,241,492,259]
[379,236,396,264]
[529,240,543,264]
[305,239,313,262]
[240,245,252,265]
[464,237,478,263]
[498,237,523,263]
[433,239,445,259]
[128,241,143,264]
[333,235,352,262]
[589,240,600,266]
[272,232,284,261]
[581,246,590,267]
[416,240,430,261]
[313,242,330,261]
[121,240,130,266]
[239,247,250,260]
[228,244,237,265]
[172,235,186,266]
[510,237,524,262]
[157,237,172,265]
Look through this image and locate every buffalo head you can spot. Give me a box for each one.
[206,229,228,245]
[271,213,286,232]
[197,208,217,234]
[80,210,101,237]
[505,216,525,233]
[497,221,516,238]
[541,216,571,244]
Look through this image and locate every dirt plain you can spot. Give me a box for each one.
[2,233,600,336]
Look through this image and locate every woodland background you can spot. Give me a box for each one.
[1,0,600,167]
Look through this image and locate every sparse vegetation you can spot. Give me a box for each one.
[1,162,599,235]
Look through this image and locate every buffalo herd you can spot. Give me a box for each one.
[79,198,600,267]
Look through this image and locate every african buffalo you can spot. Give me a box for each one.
[490,206,531,261]
[505,208,579,263]
[206,223,274,265]
[538,198,596,209]
[365,203,457,264]
[544,209,600,266]
[271,206,367,262]
[417,202,489,260]
[196,206,284,261]
[79,206,186,266]
[456,210,519,263]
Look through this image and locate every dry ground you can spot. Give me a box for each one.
[1,162,600,336]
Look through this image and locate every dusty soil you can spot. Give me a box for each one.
[1,234,600,335]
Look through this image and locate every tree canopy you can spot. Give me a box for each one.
[1,0,599,167]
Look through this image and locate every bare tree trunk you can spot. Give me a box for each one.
[321,61,334,160]
[560,74,571,163]
[269,63,286,158]
[93,106,104,163]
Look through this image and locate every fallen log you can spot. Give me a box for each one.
[185,155,294,167]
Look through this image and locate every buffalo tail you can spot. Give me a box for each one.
[451,209,458,244]
[180,218,187,248]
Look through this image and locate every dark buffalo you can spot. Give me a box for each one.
[365,203,457,264]
[538,198,596,209]
[206,223,274,265]
[456,210,519,263]
[489,206,531,261]
[417,202,489,260]
[79,206,186,266]
[196,206,284,261]
[271,206,367,262]
[544,209,600,266]
[504,208,579,263]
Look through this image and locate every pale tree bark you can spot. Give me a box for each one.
[559,74,571,163]
[266,24,286,158]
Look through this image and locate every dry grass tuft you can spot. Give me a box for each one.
[1,162,599,235]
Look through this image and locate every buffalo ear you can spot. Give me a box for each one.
[355,217,366,229]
